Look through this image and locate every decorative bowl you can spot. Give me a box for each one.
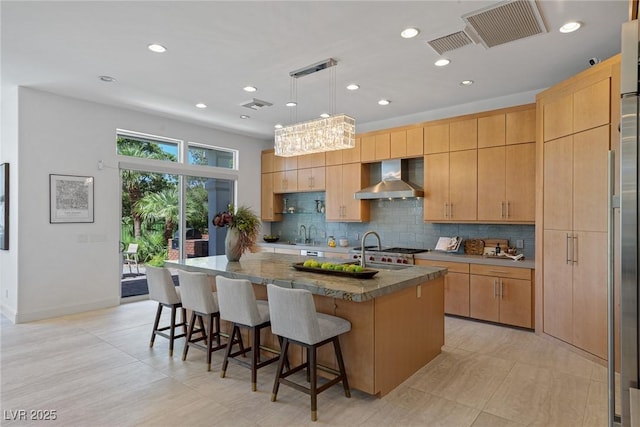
[263,236,280,243]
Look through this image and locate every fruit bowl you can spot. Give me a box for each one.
[263,236,280,243]
[291,262,378,279]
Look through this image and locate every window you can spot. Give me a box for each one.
[188,143,236,169]
[117,131,179,163]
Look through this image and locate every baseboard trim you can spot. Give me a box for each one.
[13,297,121,323]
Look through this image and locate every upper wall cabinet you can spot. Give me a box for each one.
[424,123,450,154]
[360,135,376,163]
[506,108,536,145]
[261,150,275,174]
[477,114,505,148]
[449,118,477,151]
[297,152,325,169]
[325,138,361,166]
[390,128,424,159]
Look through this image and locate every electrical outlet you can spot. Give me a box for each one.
[516,239,524,249]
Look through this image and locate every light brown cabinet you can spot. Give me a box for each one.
[416,260,469,316]
[424,122,449,154]
[260,173,282,222]
[375,133,391,161]
[325,138,361,166]
[273,154,297,172]
[506,108,536,145]
[424,150,477,221]
[449,118,477,151]
[325,163,369,222]
[469,264,533,329]
[477,114,505,148]
[477,142,535,222]
[273,170,297,193]
[296,152,325,169]
[360,135,376,163]
[297,167,325,191]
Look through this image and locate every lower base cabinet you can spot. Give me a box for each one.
[469,264,533,329]
[416,259,534,329]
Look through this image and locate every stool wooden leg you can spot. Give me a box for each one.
[197,315,207,345]
[271,338,289,402]
[251,325,260,392]
[181,307,188,336]
[221,323,239,378]
[169,305,177,356]
[333,337,351,398]
[309,345,318,422]
[182,312,197,361]
[206,313,214,371]
[150,303,162,348]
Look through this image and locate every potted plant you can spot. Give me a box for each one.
[213,204,260,261]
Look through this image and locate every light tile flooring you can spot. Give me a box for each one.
[1,300,608,426]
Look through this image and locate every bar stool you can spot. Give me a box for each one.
[216,277,281,391]
[178,270,227,371]
[145,265,187,356]
[266,284,351,422]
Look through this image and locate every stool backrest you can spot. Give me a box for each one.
[266,284,320,345]
[216,277,261,326]
[145,265,180,305]
[177,271,218,314]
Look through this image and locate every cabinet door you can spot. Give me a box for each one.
[342,137,361,164]
[297,168,313,191]
[424,123,449,154]
[445,272,470,316]
[470,274,500,322]
[543,93,572,141]
[325,149,342,166]
[543,136,573,230]
[375,133,391,160]
[272,171,286,193]
[450,118,477,151]
[390,130,406,159]
[499,278,532,328]
[297,152,325,169]
[325,165,343,221]
[572,231,607,359]
[449,149,477,221]
[506,108,535,145]
[477,146,506,221]
[261,173,275,220]
[360,136,376,163]
[573,78,610,134]
[478,114,505,148]
[505,142,535,222]
[543,229,574,344]
[311,167,325,191]
[261,150,275,173]
[424,153,450,221]
[406,127,424,157]
[341,163,369,222]
[573,125,609,233]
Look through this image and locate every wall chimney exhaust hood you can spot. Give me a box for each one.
[354,159,424,200]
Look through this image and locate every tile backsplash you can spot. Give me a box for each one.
[269,191,535,259]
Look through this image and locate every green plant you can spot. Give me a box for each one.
[146,252,167,267]
[213,204,260,253]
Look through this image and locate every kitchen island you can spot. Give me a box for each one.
[167,252,446,396]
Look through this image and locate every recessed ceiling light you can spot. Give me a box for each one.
[195,103,207,109]
[434,58,451,67]
[240,115,250,119]
[378,99,391,106]
[400,27,420,39]
[243,86,257,92]
[274,124,283,129]
[147,43,167,53]
[285,101,297,107]
[98,75,116,83]
[346,84,360,91]
[460,80,474,86]
[559,21,581,33]
[320,113,330,118]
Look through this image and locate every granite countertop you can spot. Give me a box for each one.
[166,252,446,302]
[257,243,535,269]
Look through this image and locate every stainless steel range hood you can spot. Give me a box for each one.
[354,159,424,200]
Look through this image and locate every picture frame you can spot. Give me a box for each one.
[0,163,8,250]
[49,174,94,224]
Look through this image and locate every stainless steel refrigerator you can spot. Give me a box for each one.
[613,18,640,427]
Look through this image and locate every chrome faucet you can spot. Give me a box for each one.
[360,231,382,268]
[307,224,317,245]
[299,225,307,244]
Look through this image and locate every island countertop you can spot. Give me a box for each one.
[166,252,447,302]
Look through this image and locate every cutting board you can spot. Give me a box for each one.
[482,238,509,255]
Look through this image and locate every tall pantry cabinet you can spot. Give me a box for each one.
[536,55,620,360]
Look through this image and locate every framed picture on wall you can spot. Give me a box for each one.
[0,163,8,250]
[49,174,94,224]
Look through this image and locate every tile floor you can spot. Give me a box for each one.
[1,300,608,426]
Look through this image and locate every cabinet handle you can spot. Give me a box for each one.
[500,278,504,299]
[493,279,498,298]
[450,203,454,218]
[506,201,510,218]
[444,203,448,218]
[566,233,571,264]
[500,202,504,219]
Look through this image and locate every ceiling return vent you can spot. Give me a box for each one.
[241,98,273,111]
[462,0,547,48]
[427,31,474,55]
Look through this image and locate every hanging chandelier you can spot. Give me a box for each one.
[274,58,355,157]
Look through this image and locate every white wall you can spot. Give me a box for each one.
[1,87,269,323]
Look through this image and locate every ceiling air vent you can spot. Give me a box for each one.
[427,31,474,55]
[462,0,547,48]
[241,98,273,110]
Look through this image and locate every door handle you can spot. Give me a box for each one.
[493,279,498,298]
[506,201,510,218]
[450,203,453,219]
[444,203,448,218]
[500,202,504,219]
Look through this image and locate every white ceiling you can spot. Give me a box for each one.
[1,1,628,141]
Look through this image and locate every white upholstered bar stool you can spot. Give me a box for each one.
[177,270,226,371]
[145,265,187,356]
[266,284,351,422]
[216,277,280,391]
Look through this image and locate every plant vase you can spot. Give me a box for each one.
[225,227,243,262]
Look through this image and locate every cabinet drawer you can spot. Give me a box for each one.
[470,264,531,280]
[416,259,469,274]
